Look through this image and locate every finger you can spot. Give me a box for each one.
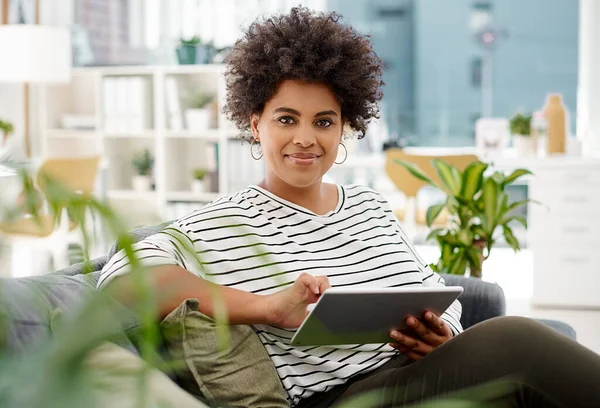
[405,316,441,345]
[316,276,331,292]
[387,343,424,361]
[297,273,320,295]
[424,311,452,337]
[390,330,433,356]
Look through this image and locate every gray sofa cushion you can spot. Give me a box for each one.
[441,274,506,330]
[0,269,139,355]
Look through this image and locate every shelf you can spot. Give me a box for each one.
[163,64,226,75]
[107,190,157,200]
[103,131,156,139]
[166,191,221,202]
[166,130,221,141]
[72,64,225,77]
[46,129,98,138]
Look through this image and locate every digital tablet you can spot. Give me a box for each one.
[290,286,463,346]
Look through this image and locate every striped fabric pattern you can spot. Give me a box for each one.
[98,184,463,406]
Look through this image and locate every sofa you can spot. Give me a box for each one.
[0,224,577,393]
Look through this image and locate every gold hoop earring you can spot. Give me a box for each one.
[250,139,263,160]
[335,142,347,165]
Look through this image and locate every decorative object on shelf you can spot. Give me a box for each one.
[509,112,535,157]
[185,92,215,131]
[176,36,208,65]
[395,158,533,278]
[191,168,208,194]
[475,118,509,158]
[544,93,567,155]
[0,118,14,161]
[530,111,548,157]
[131,149,154,192]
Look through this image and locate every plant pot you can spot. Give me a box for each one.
[176,45,208,65]
[185,108,212,131]
[132,175,152,192]
[513,134,537,157]
[191,179,207,194]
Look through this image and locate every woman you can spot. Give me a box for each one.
[99,7,600,408]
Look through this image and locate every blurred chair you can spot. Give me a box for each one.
[0,156,101,276]
[384,149,478,235]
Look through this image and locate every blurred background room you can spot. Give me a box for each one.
[0,0,598,354]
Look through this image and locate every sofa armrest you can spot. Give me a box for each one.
[440,274,506,330]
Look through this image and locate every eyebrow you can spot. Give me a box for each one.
[273,107,338,117]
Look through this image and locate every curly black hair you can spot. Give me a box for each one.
[223,7,384,139]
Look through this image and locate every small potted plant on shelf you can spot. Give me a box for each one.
[131,149,154,192]
[510,112,536,156]
[176,35,208,65]
[395,158,535,278]
[191,168,209,194]
[0,119,14,156]
[185,92,215,131]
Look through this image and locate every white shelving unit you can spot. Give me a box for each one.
[38,65,264,226]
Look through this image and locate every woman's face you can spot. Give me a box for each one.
[250,80,343,189]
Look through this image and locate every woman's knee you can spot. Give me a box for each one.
[463,316,552,351]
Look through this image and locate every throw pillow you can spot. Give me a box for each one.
[160,298,289,408]
[86,342,209,408]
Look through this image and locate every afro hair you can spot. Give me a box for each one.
[223,7,384,139]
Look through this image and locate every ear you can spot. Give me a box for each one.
[341,120,351,143]
[250,114,260,141]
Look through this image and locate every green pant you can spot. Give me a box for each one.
[297,316,600,408]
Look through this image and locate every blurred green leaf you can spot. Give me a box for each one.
[432,159,460,195]
[426,203,445,227]
[393,159,435,186]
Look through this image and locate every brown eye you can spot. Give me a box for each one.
[316,119,333,127]
[278,116,296,124]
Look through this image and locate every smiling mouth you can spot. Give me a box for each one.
[285,153,321,165]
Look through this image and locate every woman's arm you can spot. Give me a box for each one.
[105,264,269,323]
[105,265,330,326]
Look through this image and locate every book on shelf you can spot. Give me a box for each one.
[103,76,152,133]
[165,76,184,131]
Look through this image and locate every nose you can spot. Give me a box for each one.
[292,126,317,148]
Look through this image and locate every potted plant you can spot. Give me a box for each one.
[396,158,534,278]
[185,92,215,131]
[131,149,154,192]
[0,119,14,148]
[176,35,208,65]
[509,113,536,156]
[191,168,208,194]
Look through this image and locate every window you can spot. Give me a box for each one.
[327,0,579,147]
[69,0,579,148]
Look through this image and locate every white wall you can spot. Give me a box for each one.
[577,0,600,155]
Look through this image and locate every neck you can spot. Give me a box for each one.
[258,173,328,214]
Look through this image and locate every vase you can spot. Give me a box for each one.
[132,175,152,192]
[513,134,537,157]
[185,108,212,131]
[191,179,206,194]
[176,45,197,65]
[544,94,567,155]
[176,45,209,65]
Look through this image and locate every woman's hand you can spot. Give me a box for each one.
[263,273,331,328]
[389,311,453,360]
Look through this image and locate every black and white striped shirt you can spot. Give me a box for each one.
[98,184,463,406]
